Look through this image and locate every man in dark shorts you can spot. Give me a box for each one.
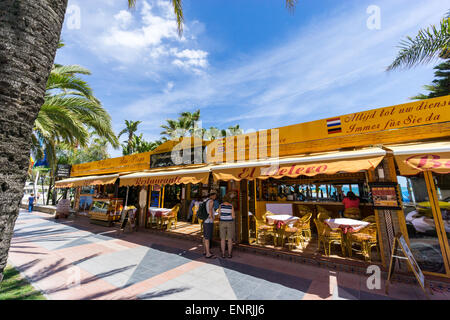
[203,191,217,258]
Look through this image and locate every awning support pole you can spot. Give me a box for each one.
[124,186,129,209]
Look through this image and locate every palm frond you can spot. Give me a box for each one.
[387,17,450,71]
[171,0,184,37]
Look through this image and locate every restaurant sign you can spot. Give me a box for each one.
[212,156,384,181]
[71,152,151,177]
[395,152,450,175]
[119,171,210,187]
[207,95,450,163]
[56,164,71,178]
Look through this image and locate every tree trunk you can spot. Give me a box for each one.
[0,0,68,282]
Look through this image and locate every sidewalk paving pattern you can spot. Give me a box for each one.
[7,210,450,300]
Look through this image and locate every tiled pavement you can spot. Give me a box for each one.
[7,209,450,300]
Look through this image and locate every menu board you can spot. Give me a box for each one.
[386,233,428,297]
[398,234,425,288]
[369,182,402,210]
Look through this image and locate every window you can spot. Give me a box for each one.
[399,174,446,274]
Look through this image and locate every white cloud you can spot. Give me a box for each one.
[117,0,449,132]
[113,10,133,28]
[64,0,207,74]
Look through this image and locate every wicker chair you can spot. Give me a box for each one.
[348,223,379,261]
[317,212,330,221]
[282,213,312,250]
[298,212,312,240]
[362,215,376,223]
[255,212,276,245]
[161,204,181,230]
[343,207,361,219]
[317,205,332,217]
[314,218,345,256]
[297,205,312,217]
[191,205,199,224]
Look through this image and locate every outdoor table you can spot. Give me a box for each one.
[266,215,300,246]
[148,207,172,218]
[266,214,299,226]
[324,218,369,256]
[147,207,172,228]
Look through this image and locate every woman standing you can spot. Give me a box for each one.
[218,195,235,258]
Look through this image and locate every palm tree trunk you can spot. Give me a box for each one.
[0,0,68,282]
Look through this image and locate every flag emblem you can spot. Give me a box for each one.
[326,117,342,134]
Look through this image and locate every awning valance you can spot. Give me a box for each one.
[387,141,450,175]
[119,166,211,187]
[211,148,386,181]
[54,174,119,188]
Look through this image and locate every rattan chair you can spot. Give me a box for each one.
[317,212,330,221]
[255,214,276,245]
[348,223,379,261]
[161,204,181,230]
[297,204,312,217]
[316,205,332,217]
[191,205,199,224]
[362,215,376,223]
[343,207,361,219]
[297,212,312,240]
[314,218,345,256]
[282,214,312,250]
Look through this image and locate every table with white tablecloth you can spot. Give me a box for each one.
[148,207,172,218]
[324,218,370,256]
[324,218,369,234]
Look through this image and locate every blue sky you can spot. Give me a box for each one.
[56,0,450,157]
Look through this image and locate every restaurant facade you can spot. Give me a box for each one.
[55,95,450,279]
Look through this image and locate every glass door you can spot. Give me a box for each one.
[398,173,449,275]
[431,173,450,275]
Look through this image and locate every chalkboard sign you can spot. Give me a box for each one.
[386,233,430,297]
[56,164,72,178]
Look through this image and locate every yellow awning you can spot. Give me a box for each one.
[54,174,119,188]
[119,165,211,187]
[211,148,386,181]
[387,141,450,175]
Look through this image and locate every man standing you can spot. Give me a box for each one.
[28,193,36,212]
[203,191,217,259]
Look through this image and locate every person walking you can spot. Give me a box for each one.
[28,193,36,212]
[218,195,235,258]
[203,191,217,258]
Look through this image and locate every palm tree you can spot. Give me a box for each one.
[160,109,200,139]
[204,127,222,140]
[33,64,118,204]
[221,124,243,137]
[118,120,142,152]
[411,59,450,100]
[387,10,450,71]
[0,0,298,283]
[122,134,163,155]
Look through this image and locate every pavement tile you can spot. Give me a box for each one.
[9,210,450,301]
